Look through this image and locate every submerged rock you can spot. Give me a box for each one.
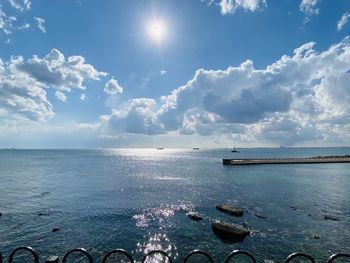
[290,205,298,211]
[254,213,266,219]
[52,227,60,232]
[212,220,249,243]
[242,222,249,228]
[323,215,340,221]
[216,204,244,216]
[186,212,204,221]
[313,234,320,239]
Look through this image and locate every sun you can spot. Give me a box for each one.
[147,19,167,43]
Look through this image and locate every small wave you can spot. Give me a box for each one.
[155,176,184,181]
[31,191,50,198]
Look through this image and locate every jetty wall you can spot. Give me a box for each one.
[223,156,350,165]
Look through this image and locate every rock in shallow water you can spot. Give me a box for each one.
[52,227,60,232]
[186,212,204,221]
[323,214,340,221]
[216,203,244,216]
[212,220,250,243]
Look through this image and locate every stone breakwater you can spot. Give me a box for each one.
[223,155,350,165]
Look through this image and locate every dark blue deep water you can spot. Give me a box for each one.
[0,148,349,262]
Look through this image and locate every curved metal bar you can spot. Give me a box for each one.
[8,246,39,263]
[286,252,316,263]
[141,250,173,263]
[102,249,134,263]
[224,250,256,263]
[62,248,93,263]
[184,250,214,263]
[327,253,350,263]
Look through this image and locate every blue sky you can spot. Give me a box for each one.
[1,0,350,148]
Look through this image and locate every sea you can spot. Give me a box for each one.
[0,148,349,262]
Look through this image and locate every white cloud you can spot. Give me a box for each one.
[100,98,163,135]
[0,59,54,121]
[219,0,266,15]
[337,12,350,31]
[15,49,107,91]
[299,0,320,15]
[34,16,46,33]
[104,78,123,95]
[0,49,106,122]
[160,70,167,76]
[80,93,86,101]
[7,0,31,12]
[100,36,350,146]
[55,91,67,102]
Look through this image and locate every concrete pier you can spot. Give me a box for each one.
[223,155,350,165]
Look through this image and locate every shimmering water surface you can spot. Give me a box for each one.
[0,148,349,262]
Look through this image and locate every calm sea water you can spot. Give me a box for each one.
[0,148,349,262]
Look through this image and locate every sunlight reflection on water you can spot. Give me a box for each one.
[134,233,178,263]
[133,203,194,229]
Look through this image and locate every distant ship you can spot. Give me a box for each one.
[193,147,200,150]
[231,147,239,153]
[156,147,164,150]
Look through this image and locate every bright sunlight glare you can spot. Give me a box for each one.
[147,19,167,43]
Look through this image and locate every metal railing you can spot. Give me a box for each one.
[1,246,350,262]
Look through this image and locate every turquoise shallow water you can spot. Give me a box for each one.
[0,148,349,262]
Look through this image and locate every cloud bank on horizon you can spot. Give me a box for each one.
[1,0,350,147]
[100,37,350,146]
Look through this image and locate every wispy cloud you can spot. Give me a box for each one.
[299,0,321,24]
[7,0,31,12]
[219,0,266,15]
[18,22,30,30]
[0,1,32,38]
[55,91,67,102]
[299,0,320,15]
[337,12,350,31]
[201,0,266,15]
[34,16,46,33]
[0,8,16,34]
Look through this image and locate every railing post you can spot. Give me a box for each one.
[184,250,214,263]
[102,249,134,263]
[62,248,93,263]
[285,252,315,263]
[142,250,173,263]
[224,250,256,263]
[327,253,350,262]
[45,255,59,263]
[8,246,39,263]
[0,251,2,263]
